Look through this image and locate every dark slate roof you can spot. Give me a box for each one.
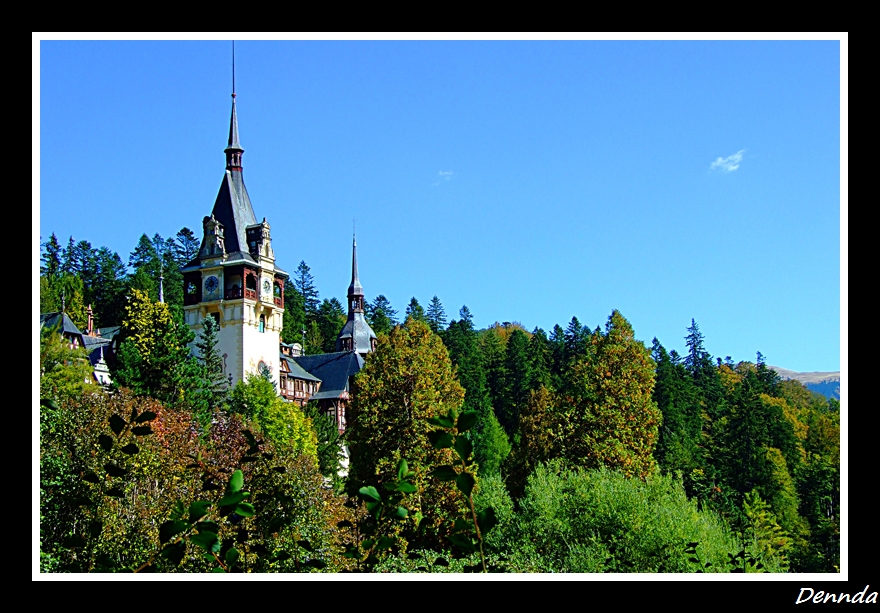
[293,351,364,399]
[40,312,84,339]
[211,170,256,255]
[280,354,322,383]
[222,250,258,265]
[336,312,377,354]
[95,325,121,340]
[82,335,112,350]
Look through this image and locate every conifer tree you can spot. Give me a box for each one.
[294,261,320,323]
[317,297,346,352]
[195,315,229,413]
[499,329,532,436]
[366,295,397,335]
[405,297,426,323]
[425,295,447,333]
[174,227,200,266]
[41,233,63,278]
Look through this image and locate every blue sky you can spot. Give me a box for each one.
[35,36,845,373]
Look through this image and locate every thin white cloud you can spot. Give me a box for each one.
[710,149,745,172]
[433,170,454,186]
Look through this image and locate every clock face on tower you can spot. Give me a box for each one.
[205,275,219,294]
[262,279,271,295]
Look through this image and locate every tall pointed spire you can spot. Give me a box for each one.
[349,231,363,298]
[337,233,377,355]
[225,41,243,170]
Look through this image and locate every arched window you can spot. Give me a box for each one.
[259,315,266,333]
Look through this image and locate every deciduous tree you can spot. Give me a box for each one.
[346,318,467,546]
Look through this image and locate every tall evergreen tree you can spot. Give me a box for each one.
[526,327,552,391]
[499,328,532,436]
[425,295,447,333]
[41,233,62,278]
[61,236,77,275]
[129,234,157,271]
[564,316,589,363]
[90,247,127,327]
[281,278,306,346]
[548,324,567,388]
[294,261,320,323]
[317,297,346,352]
[478,326,506,415]
[174,227,200,266]
[651,338,703,475]
[194,315,229,420]
[366,295,397,335]
[405,297,426,323]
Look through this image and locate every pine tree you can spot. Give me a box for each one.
[281,278,306,345]
[405,297,426,323]
[61,236,77,275]
[526,327,552,391]
[174,227,200,266]
[499,328,532,436]
[195,315,229,414]
[425,295,447,333]
[366,295,397,336]
[90,247,127,327]
[294,261,320,323]
[129,234,157,271]
[41,233,62,278]
[317,297,346,352]
[651,338,703,475]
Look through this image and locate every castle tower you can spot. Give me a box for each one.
[336,234,377,357]
[181,84,287,390]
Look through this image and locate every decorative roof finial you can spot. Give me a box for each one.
[225,41,243,170]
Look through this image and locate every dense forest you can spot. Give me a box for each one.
[38,228,840,573]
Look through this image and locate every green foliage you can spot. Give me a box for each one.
[365,295,398,336]
[294,260,320,323]
[405,297,427,323]
[495,462,743,572]
[742,490,790,572]
[113,289,204,412]
[229,374,318,462]
[555,310,661,479]
[195,316,229,421]
[425,295,447,333]
[304,401,345,482]
[317,298,346,353]
[40,384,344,573]
[473,409,511,477]
[347,318,468,549]
[281,278,306,345]
[39,325,94,401]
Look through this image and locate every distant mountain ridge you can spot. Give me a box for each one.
[769,366,840,400]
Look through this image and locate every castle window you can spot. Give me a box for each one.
[259,315,266,333]
[210,312,220,325]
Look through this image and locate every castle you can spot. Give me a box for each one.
[182,88,377,433]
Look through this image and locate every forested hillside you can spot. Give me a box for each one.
[38,230,840,573]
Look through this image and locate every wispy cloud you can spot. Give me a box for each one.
[432,170,454,186]
[710,149,745,172]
